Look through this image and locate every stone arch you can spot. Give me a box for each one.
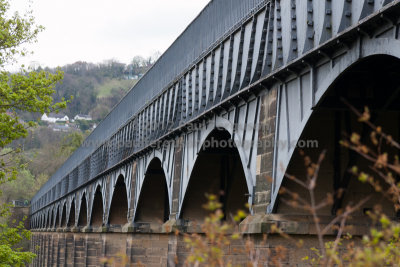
[141,151,172,201]
[67,199,76,227]
[143,151,163,174]
[179,128,250,222]
[271,38,400,210]
[275,53,400,217]
[78,192,88,227]
[108,175,128,225]
[314,39,400,105]
[179,116,255,218]
[134,158,170,223]
[90,185,104,227]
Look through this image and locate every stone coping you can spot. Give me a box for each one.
[32,214,398,236]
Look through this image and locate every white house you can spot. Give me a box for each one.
[74,114,92,121]
[41,113,69,123]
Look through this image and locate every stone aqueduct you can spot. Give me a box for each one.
[30,0,400,266]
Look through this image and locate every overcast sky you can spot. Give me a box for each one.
[9,0,210,68]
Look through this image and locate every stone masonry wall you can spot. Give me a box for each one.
[30,230,347,267]
[31,232,170,267]
[254,88,277,214]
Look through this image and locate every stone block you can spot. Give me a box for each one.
[260,152,273,174]
[255,172,272,191]
[254,190,271,205]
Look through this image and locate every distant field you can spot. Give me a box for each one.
[96,78,137,98]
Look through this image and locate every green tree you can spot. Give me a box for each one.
[0,220,34,267]
[59,131,84,156]
[0,0,66,265]
[0,168,35,202]
[75,119,92,131]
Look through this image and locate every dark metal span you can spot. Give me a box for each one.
[31,0,400,220]
[32,0,267,209]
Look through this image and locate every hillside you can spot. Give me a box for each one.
[1,57,155,203]
[52,58,153,122]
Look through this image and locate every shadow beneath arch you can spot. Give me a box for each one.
[180,129,249,223]
[277,54,400,218]
[135,158,169,224]
[60,203,66,228]
[108,175,128,226]
[67,199,75,227]
[77,193,87,227]
[90,186,104,227]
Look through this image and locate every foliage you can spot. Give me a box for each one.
[0,58,65,187]
[54,73,94,116]
[182,195,251,267]
[279,151,369,266]
[129,54,158,76]
[277,102,400,266]
[0,219,35,267]
[0,69,64,198]
[0,70,64,146]
[0,0,66,265]
[19,129,84,188]
[15,56,154,124]
[334,103,400,267]
[0,0,42,66]
[89,104,110,121]
[338,212,400,267]
[75,119,92,131]
[96,77,135,98]
[59,132,84,156]
[0,130,80,203]
[180,103,400,267]
[41,57,153,121]
[0,64,64,187]
[0,168,35,202]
